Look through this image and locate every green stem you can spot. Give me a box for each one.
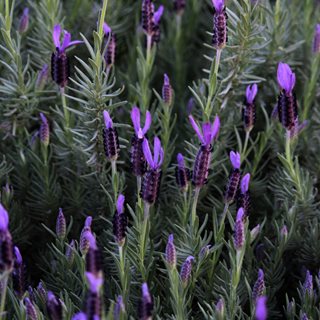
[0,274,9,319]
[242,131,250,161]
[111,160,118,201]
[118,245,127,301]
[60,87,70,130]
[98,0,108,39]
[140,204,150,280]
[191,187,200,229]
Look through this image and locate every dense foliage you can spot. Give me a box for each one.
[0,0,320,319]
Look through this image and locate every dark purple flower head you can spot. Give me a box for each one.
[56,208,66,239]
[303,270,313,295]
[189,115,220,146]
[103,110,113,129]
[131,106,151,139]
[85,272,104,293]
[180,256,194,284]
[212,0,225,13]
[240,173,250,194]
[0,204,9,231]
[114,295,125,320]
[165,234,176,268]
[142,137,164,170]
[19,8,29,33]
[47,291,63,320]
[230,151,241,169]
[14,246,22,265]
[246,84,258,104]
[313,24,320,54]
[24,298,38,320]
[255,296,267,320]
[162,74,173,106]
[52,24,82,53]
[234,208,245,250]
[113,194,127,246]
[277,62,296,93]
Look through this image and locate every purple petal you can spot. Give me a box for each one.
[277,62,296,93]
[103,110,113,129]
[0,204,9,231]
[212,0,224,12]
[142,138,155,168]
[23,8,29,15]
[186,255,195,262]
[131,106,141,137]
[177,153,185,169]
[255,296,267,320]
[236,208,244,221]
[53,24,61,49]
[240,173,250,193]
[230,151,241,169]
[14,246,22,264]
[168,234,174,243]
[72,312,87,320]
[103,22,111,36]
[66,40,83,48]
[142,111,152,136]
[86,231,97,249]
[116,194,125,214]
[246,84,258,104]
[153,136,162,167]
[85,216,92,227]
[202,123,212,145]
[211,115,220,140]
[142,283,152,303]
[154,5,164,25]
[164,73,170,86]
[60,31,71,52]
[85,272,103,293]
[40,112,48,124]
[189,115,204,144]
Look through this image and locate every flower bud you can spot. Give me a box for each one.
[56,208,66,239]
[19,8,29,34]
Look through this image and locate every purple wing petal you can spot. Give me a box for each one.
[189,115,204,144]
[277,62,295,93]
[212,0,224,12]
[85,216,92,227]
[142,138,154,168]
[240,173,250,193]
[211,115,220,141]
[60,31,71,52]
[116,194,125,214]
[103,110,113,129]
[142,111,152,136]
[72,312,87,320]
[177,153,185,169]
[245,84,258,104]
[154,5,164,24]
[103,22,111,35]
[202,123,212,146]
[52,24,61,49]
[142,283,152,303]
[236,208,244,221]
[40,112,48,124]
[230,151,241,169]
[255,296,267,320]
[0,204,9,231]
[66,40,83,48]
[164,73,170,86]
[85,272,104,293]
[14,246,22,264]
[131,106,141,136]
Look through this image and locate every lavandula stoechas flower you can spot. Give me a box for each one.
[113,194,127,246]
[24,297,38,320]
[252,269,265,301]
[224,151,241,203]
[174,0,186,15]
[255,296,267,320]
[0,204,13,272]
[51,24,82,87]
[130,106,151,177]
[165,234,176,268]
[56,208,66,239]
[243,84,258,132]
[46,291,63,320]
[19,8,29,34]
[36,64,49,90]
[303,270,313,296]
[175,153,190,192]
[162,74,173,106]
[215,298,225,319]
[114,295,125,320]
[37,281,47,304]
[212,0,228,49]
[277,62,298,131]
[66,239,75,265]
[103,23,116,68]
[189,115,220,187]
[72,312,87,320]
[234,208,245,250]
[102,110,120,161]
[141,137,164,205]
[237,173,251,218]
[138,283,153,320]
[180,256,194,286]
[80,216,93,255]
[141,0,164,45]
[312,24,320,54]
[12,246,25,299]
[85,232,103,277]
[84,272,103,319]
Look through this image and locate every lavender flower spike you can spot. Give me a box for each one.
[303,270,313,295]
[56,208,66,239]
[277,62,296,94]
[243,85,257,132]
[13,246,25,299]
[19,8,29,34]
[234,208,245,250]
[0,204,9,231]
[103,22,116,67]
[47,291,63,320]
[255,296,267,320]
[237,173,251,217]
[175,153,191,191]
[313,24,320,53]
[212,0,228,49]
[40,113,50,146]
[113,194,127,246]
[180,256,194,285]
[102,110,120,161]
[165,234,177,268]
[114,295,125,320]
[24,298,38,320]
[138,283,153,320]
[162,74,173,106]
[51,24,82,87]
[142,137,164,170]
[224,151,241,203]
[252,269,265,301]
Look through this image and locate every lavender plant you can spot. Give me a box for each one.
[0,0,320,319]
